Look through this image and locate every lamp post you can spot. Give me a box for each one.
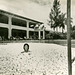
[67,0,72,75]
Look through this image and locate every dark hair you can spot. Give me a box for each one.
[23,43,29,52]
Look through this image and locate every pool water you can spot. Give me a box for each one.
[58,44,75,48]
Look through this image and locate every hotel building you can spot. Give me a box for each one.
[0,10,45,40]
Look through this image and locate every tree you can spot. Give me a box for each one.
[48,0,66,33]
[72,25,75,30]
[59,13,66,33]
[48,0,61,31]
[58,16,73,33]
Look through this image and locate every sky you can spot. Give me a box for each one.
[0,0,75,30]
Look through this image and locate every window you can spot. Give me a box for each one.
[29,22,36,28]
[0,14,8,24]
[12,18,27,27]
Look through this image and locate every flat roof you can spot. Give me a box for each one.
[0,9,43,24]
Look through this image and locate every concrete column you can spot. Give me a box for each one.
[39,30,41,40]
[27,21,29,39]
[8,16,12,39]
[56,27,58,32]
[43,29,45,39]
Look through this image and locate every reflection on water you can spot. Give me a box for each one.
[56,44,75,48]
[44,40,75,48]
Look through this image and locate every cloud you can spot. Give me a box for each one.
[0,0,51,22]
[0,0,75,25]
[29,0,51,5]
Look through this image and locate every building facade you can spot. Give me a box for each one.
[0,10,45,40]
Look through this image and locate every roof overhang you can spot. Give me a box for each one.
[0,9,43,24]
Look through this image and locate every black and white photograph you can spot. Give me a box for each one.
[0,0,75,75]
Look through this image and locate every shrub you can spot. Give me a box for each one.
[45,32,67,40]
[59,33,67,39]
[71,30,75,39]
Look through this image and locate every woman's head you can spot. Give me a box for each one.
[23,43,29,52]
